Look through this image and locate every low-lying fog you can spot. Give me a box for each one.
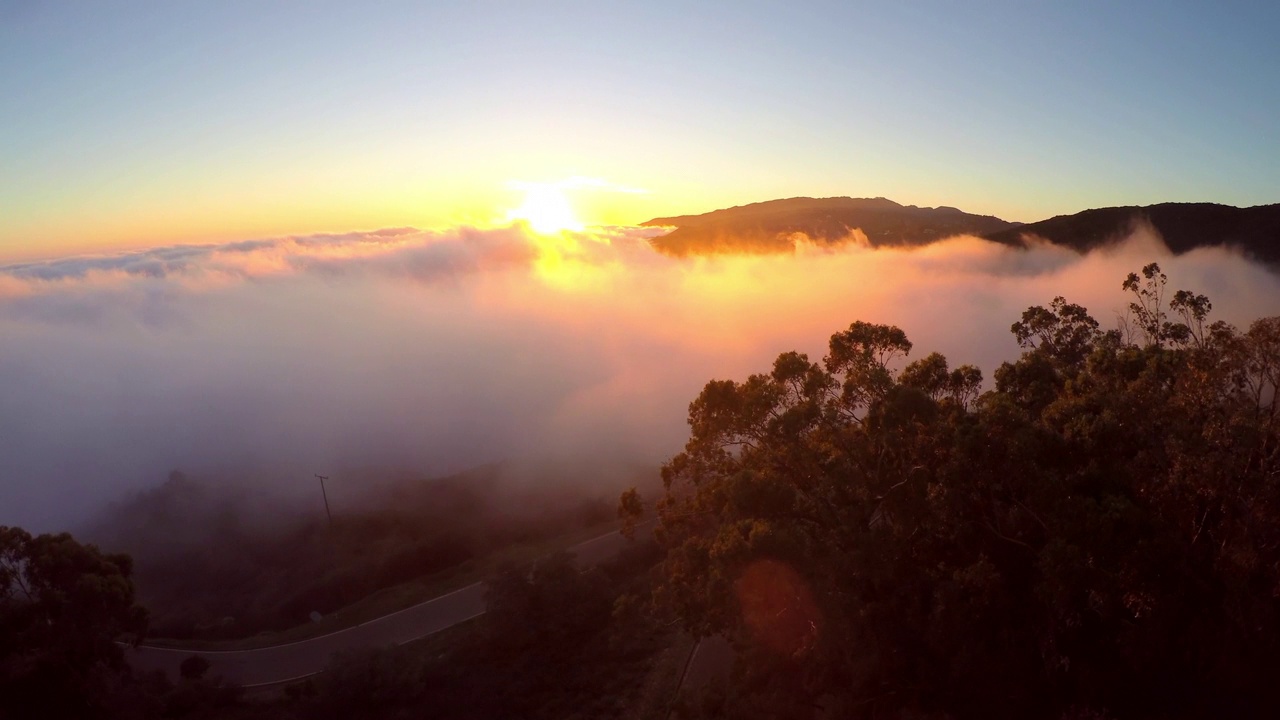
[3,222,1278,531]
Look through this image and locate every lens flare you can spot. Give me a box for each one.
[734,558,822,659]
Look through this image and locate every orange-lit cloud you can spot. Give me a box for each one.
[2,222,1278,530]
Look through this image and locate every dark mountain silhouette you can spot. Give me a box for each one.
[645,198,1280,266]
[982,202,1280,264]
[642,197,1017,255]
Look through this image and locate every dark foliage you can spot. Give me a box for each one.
[0,526,150,718]
[626,263,1280,719]
[179,655,211,681]
[303,543,668,720]
[0,526,282,719]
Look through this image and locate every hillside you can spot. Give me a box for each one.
[642,196,1017,255]
[983,201,1280,264]
[84,464,648,640]
[645,197,1280,265]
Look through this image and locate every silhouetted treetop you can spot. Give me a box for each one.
[0,527,149,718]
[624,264,1280,719]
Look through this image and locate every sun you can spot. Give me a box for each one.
[507,184,583,234]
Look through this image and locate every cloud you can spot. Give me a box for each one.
[2,222,1278,531]
[0,226,521,287]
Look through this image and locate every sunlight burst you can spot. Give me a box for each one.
[507,184,583,234]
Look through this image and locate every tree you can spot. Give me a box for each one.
[482,552,611,657]
[625,266,1280,719]
[178,655,211,681]
[0,526,150,718]
[1011,295,1101,366]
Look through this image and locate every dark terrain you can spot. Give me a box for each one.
[643,196,1016,255]
[983,201,1280,263]
[647,197,1280,264]
[84,464,647,640]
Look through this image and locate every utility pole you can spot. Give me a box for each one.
[315,474,333,527]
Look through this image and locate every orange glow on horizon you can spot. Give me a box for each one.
[0,174,707,265]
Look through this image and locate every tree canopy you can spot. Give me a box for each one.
[0,526,150,718]
[624,263,1280,719]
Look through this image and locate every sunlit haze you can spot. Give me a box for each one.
[3,220,1279,528]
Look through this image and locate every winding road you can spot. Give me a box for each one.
[126,528,641,687]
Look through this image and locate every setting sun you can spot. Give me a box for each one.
[507,184,583,234]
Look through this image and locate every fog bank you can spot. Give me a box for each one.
[3,222,1278,530]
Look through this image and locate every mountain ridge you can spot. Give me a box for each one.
[641,196,1017,255]
[982,201,1280,264]
[643,197,1280,264]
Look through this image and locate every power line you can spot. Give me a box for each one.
[315,474,333,527]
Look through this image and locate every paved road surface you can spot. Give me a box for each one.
[683,635,734,691]
[126,527,643,687]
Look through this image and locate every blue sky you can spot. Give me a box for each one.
[2,1,1278,257]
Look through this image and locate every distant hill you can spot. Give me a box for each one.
[642,197,1018,255]
[982,202,1280,264]
[644,198,1280,265]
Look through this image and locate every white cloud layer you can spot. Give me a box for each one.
[2,223,1278,530]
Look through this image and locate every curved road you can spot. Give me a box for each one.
[126,528,642,687]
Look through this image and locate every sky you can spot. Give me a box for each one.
[3,1,1280,260]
